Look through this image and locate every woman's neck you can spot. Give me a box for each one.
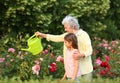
[73,29,79,34]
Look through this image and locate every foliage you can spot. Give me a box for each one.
[0,0,120,40]
[0,0,55,36]
[1,0,116,39]
[104,0,120,39]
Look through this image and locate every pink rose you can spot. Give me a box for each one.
[56,55,62,61]
[94,57,102,66]
[56,55,64,63]
[32,64,40,75]
[105,55,110,62]
[8,48,15,53]
[0,58,5,63]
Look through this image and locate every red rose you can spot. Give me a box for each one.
[49,62,56,73]
[99,70,106,75]
[100,61,109,68]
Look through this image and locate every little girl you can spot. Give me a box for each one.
[61,33,81,83]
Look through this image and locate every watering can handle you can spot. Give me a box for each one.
[28,34,36,41]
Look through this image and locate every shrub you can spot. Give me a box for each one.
[92,37,120,78]
[0,34,120,81]
[0,44,64,81]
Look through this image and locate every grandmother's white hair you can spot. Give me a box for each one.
[62,15,80,30]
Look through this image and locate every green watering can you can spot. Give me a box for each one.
[21,34,43,55]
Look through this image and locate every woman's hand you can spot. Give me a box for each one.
[73,50,85,60]
[35,31,46,38]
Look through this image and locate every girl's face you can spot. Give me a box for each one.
[64,40,72,48]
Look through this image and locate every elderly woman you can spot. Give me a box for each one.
[35,15,93,82]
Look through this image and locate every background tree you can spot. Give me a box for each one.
[0,0,120,40]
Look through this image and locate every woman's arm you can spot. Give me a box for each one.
[77,31,93,57]
[35,31,67,42]
[35,31,47,38]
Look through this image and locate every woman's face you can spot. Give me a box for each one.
[64,23,73,33]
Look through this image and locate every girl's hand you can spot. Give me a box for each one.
[61,77,65,81]
[61,73,67,81]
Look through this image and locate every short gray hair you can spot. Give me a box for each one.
[62,15,80,30]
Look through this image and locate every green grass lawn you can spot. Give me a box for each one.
[0,77,120,83]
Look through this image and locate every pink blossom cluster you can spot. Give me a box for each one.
[41,49,49,55]
[0,58,5,63]
[94,55,111,76]
[56,55,64,63]
[8,48,15,53]
[97,39,120,54]
[32,60,40,75]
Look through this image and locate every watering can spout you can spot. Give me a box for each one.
[21,34,43,55]
[21,48,29,51]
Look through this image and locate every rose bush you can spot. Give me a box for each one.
[0,35,120,81]
[92,37,120,78]
[0,45,64,81]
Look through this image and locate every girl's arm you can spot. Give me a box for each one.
[71,57,79,80]
[61,72,67,80]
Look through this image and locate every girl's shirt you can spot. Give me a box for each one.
[64,49,81,78]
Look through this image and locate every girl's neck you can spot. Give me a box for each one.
[67,47,74,51]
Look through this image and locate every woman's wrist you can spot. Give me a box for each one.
[37,33,46,38]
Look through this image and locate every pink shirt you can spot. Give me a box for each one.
[64,49,81,78]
